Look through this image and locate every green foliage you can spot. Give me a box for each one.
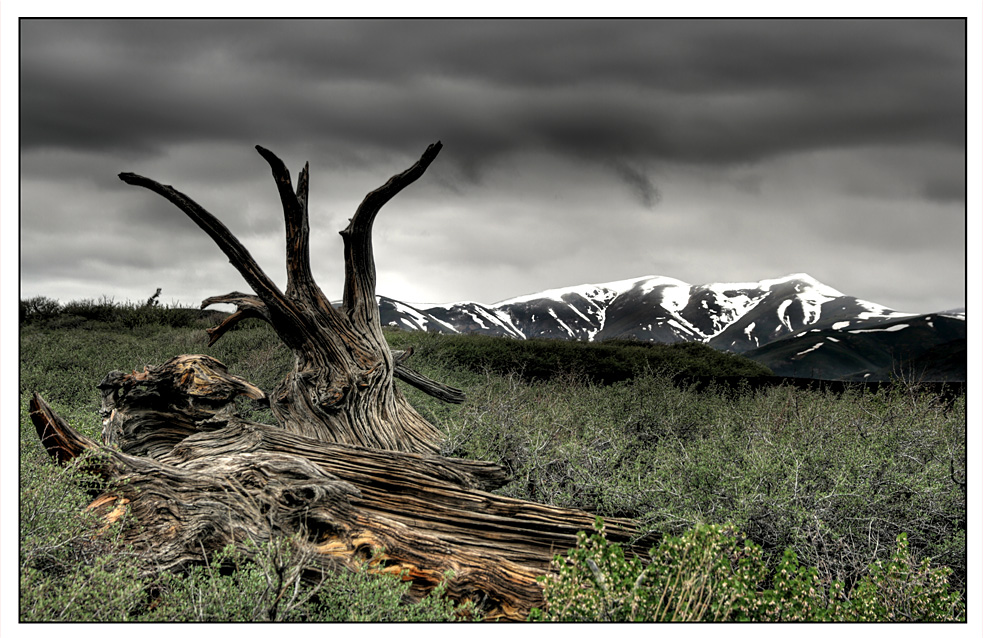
[530,521,965,622]
[20,295,62,323]
[21,554,148,622]
[20,448,149,621]
[303,561,479,622]
[529,520,757,622]
[19,308,966,621]
[146,540,477,622]
[430,364,965,599]
[839,534,966,622]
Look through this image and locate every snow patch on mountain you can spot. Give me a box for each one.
[636,275,689,296]
[490,308,526,338]
[848,323,910,334]
[548,308,575,337]
[767,272,844,297]
[796,342,824,357]
[495,276,647,306]
[776,299,795,332]
[853,299,916,322]
[743,322,759,348]
[704,288,763,336]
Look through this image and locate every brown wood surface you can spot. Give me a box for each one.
[32,355,643,620]
[119,143,457,454]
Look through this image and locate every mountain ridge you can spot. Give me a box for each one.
[377,273,965,381]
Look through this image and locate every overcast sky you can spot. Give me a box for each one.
[18,18,968,314]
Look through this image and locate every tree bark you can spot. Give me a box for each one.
[31,355,643,621]
[119,143,454,454]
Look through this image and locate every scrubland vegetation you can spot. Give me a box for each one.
[19,298,966,621]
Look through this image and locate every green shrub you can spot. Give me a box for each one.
[302,560,479,622]
[530,520,965,622]
[19,448,149,621]
[20,296,62,323]
[21,555,148,622]
[529,520,764,622]
[439,368,965,597]
[146,540,478,622]
[835,534,966,622]
[20,295,225,331]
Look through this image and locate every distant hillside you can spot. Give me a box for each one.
[392,331,774,386]
[378,273,964,382]
[743,313,966,382]
[380,273,914,350]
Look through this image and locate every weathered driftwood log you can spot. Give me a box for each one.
[31,355,643,621]
[119,143,457,454]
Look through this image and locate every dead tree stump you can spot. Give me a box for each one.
[119,143,451,453]
[30,144,650,620]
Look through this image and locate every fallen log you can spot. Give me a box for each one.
[32,355,643,621]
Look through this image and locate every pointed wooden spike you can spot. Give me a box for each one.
[29,393,98,464]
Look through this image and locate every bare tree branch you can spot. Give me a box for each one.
[118,172,289,316]
[255,146,317,300]
[201,292,273,346]
[340,142,443,328]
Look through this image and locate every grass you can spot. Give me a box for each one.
[18,299,967,621]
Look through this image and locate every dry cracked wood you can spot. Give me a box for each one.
[31,355,643,621]
[119,143,458,454]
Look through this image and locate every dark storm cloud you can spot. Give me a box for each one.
[21,19,965,173]
[17,18,968,313]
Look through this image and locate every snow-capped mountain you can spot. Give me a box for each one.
[378,273,965,380]
[379,273,917,352]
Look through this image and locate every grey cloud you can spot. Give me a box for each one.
[605,160,660,208]
[921,177,965,203]
[21,19,965,167]
[18,18,967,315]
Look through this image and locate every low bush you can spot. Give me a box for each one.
[530,520,965,622]
[20,295,226,331]
[431,370,966,597]
[20,446,154,622]
[145,540,478,622]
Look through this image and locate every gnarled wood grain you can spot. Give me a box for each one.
[32,355,644,620]
[119,143,455,454]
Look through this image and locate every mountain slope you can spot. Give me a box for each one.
[744,312,967,381]
[377,274,964,381]
[381,273,912,348]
